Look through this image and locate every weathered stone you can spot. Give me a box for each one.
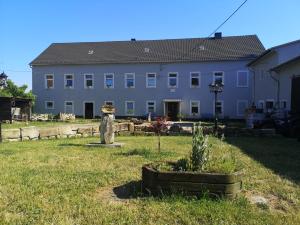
[20,126,39,140]
[92,126,99,133]
[250,196,268,206]
[59,125,76,136]
[77,126,93,136]
[7,138,20,142]
[2,129,20,140]
[128,123,135,133]
[39,127,59,138]
[100,114,114,144]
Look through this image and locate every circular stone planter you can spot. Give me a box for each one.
[142,164,242,199]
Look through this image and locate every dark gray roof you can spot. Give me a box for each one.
[270,55,300,72]
[30,35,265,66]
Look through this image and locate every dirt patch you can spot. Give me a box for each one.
[244,190,294,213]
[94,181,142,204]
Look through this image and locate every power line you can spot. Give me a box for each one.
[181,0,249,59]
[207,0,248,38]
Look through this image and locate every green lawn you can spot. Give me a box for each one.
[0,136,299,224]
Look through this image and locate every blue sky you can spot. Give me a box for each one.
[0,0,299,89]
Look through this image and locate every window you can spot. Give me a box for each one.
[266,100,275,110]
[146,101,156,114]
[45,101,54,109]
[125,73,135,88]
[190,101,200,116]
[146,73,156,88]
[65,101,74,114]
[237,71,249,87]
[125,101,135,115]
[190,72,200,88]
[258,100,265,109]
[214,101,223,115]
[84,74,94,89]
[237,100,248,116]
[168,73,178,88]
[104,73,114,88]
[45,74,54,89]
[104,101,114,106]
[64,74,74,88]
[280,100,287,109]
[213,71,224,85]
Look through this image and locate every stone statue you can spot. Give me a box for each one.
[86,104,123,148]
[100,105,115,144]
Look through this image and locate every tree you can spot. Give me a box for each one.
[0,79,35,101]
[151,117,169,152]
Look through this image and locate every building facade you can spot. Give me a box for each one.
[31,34,265,119]
[248,39,300,113]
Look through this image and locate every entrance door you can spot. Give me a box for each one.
[291,77,300,113]
[166,102,179,121]
[84,102,94,119]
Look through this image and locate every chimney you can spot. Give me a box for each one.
[214,32,222,39]
[131,38,136,41]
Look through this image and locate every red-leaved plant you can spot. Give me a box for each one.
[151,117,169,152]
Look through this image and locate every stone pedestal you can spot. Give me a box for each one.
[100,114,114,144]
[86,104,124,148]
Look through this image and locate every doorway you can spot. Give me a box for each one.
[291,76,300,113]
[165,102,180,121]
[84,102,94,119]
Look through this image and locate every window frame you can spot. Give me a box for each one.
[280,100,287,109]
[125,73,135,88]
[104,73,114,89]
[64,101,74,114]
[266,99,275,110]
[146,100,156,114]
[213,71,224,85]
[125,101,135,116]
[190,72,200,88]
[258,100,265,109]
[190,100,200,116]
[64,74,74,89]
[168,72,178,88]
[213,100,224,116]
[84,73,94,89]
[236,71,249,88]
[45,74,54,89]
[45,101,54,110]
[236,100,248,116]
[146,73,157,88]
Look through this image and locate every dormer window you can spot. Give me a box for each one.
[88,50,94,55]
[144,48,150,53]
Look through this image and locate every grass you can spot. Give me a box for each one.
[0,136,299,224]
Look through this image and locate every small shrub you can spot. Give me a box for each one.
[151,117,169,153]
[189,124,210,171]
[173,158,190,171]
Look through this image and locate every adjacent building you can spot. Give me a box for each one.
[30,33,265,119]
[248,39,300,114]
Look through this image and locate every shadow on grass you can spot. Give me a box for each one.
[226,137,300,184]
[113,180,142,199]
[58,143,86,147]
[114,148,177,160]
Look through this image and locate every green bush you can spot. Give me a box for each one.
[189,124,210,171]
